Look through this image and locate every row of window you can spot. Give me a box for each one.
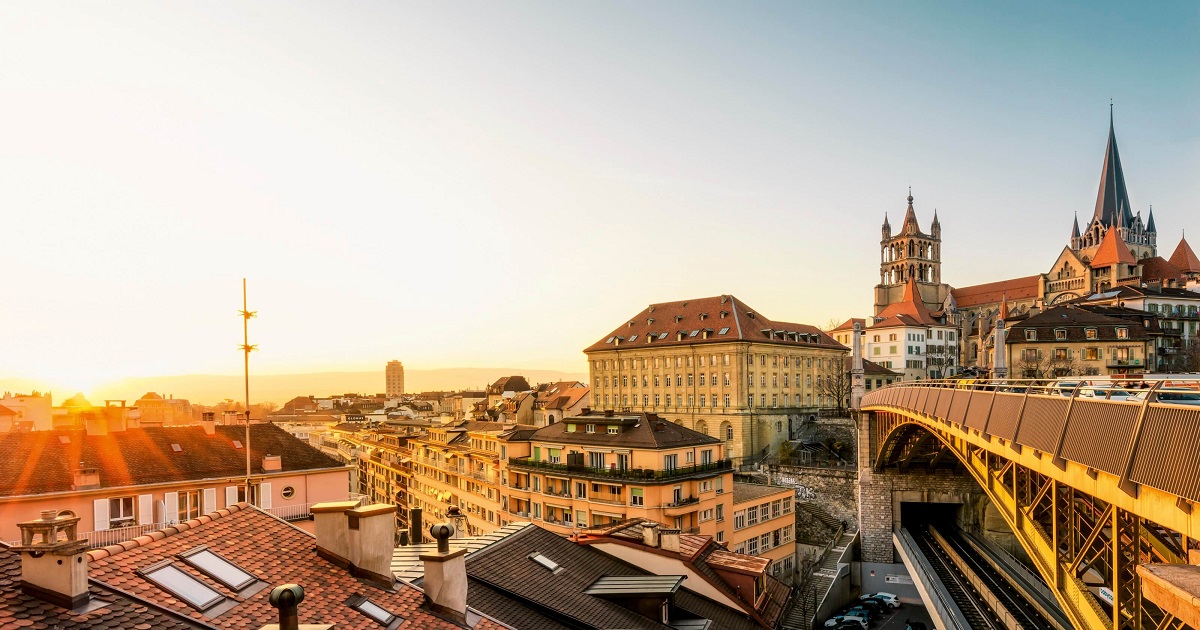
[1022,347,1137,362]
[598,393,831,409]
[731,524,794,556]
[593,354,839,371]
[1025,327,1128,341]
[731,497,794,530]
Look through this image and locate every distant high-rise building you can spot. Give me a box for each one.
[386,360,405,397]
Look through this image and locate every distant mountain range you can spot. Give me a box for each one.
[0,368,588,406]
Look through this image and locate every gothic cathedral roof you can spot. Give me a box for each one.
[1093,111,1136,231]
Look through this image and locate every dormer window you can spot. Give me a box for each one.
[1085,328,1098,340]
[1025,330,1037,341]
[1054,329,1067,341]
[675,315,684,323]
[585,424,596,433]
[607,426,619,434]
[1116,327,1129,339]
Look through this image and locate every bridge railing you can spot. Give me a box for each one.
[862,376,1200,506]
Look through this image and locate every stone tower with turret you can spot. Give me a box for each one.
[874,192,952,316]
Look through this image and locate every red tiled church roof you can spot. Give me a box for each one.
[1170,237,1200,273]
[874,277,940,326]
[1140,256,1185,284]
[1090,227,1137,268]
[951,275,1041,309]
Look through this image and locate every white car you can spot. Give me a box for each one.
[1131,390,1200,406]
[824,614,868,629]
[863,591,901,608]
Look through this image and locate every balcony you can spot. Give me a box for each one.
[664,496,700,516]
[543,489,572,499]
[588,495,626,506]
[507,457,732,483]
[1107,359,1144,368]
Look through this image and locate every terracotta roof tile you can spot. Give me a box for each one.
[875,277,941,326]
[86,504,506,629]
[1140,256,1185,284]
[517,411,721,449]
[0,424,344,497]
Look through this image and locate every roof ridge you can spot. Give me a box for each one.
[87,503,250,562]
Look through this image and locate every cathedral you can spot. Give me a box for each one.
[864,112,1200,376]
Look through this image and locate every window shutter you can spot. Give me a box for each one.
[93,498,110,531]
[204,488,217,515]
[225,486,238,507]
[138,494,154,525]
[259,482,272,509]
[163,492,179,523]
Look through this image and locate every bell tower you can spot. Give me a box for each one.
[874,191,948,315]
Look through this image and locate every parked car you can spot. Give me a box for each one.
[905,621,928,630]
[858,597,889,613]
[862,592,901,608]
[1131,390,1200,406]
[824,615,868,629]
[843,605,879,622]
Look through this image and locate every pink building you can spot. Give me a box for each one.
[0,416,352,544]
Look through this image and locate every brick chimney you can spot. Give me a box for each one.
[12,510,90,609]
[311,501,396,588]
[421,522,468,624]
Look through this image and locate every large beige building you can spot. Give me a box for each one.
[385,360,405,397]
[584,295,847,461]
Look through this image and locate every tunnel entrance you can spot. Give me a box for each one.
[900,501,963,531]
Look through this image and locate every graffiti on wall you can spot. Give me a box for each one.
[776,475,818,501]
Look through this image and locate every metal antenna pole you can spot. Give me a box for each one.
[239,279,258,498]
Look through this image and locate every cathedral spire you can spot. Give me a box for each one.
[1093,107,1134,229]
[1071,213,1080,239]
[1146,205,1157,233]
[902,190,920,234]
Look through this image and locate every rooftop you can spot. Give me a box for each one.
[732,481,793,505]
[586,295,844,353]
[523,411,721,450]
[0,424,344,497]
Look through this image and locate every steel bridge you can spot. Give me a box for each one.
[862,379,1200,630]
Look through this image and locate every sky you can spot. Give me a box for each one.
[1,1,1198,396]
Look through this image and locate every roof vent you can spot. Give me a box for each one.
[720,295,729,304]
[648,305,655,312]
[747,312,756,319]
[675,315,684,323]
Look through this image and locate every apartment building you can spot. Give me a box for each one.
[499,410,796,574]
[1005,305,1155,377]
[407,421,533,536]
[585,295,847,461]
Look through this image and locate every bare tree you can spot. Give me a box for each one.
[817,367,852,415]
[1015,349,1079,379]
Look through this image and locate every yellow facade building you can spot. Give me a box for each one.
[584,295,847,462]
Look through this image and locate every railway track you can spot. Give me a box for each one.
[934,528,1057,629]
[909,525,1003,629]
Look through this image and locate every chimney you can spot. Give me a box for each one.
[410,508,424,545]
[82,412,106,436]
[659,528,681,553]
[311,501,396,588]
[12,510,90,609]
[72,466,100,490]
[201,412,216,436]
[265,584,304,630]
[421,522,468,624]
[262,455,282,472]
[641,522,660,548]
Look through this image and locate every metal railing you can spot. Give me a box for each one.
[862,376,1200,505]
[664,496,700,509]
[507,457,732,482]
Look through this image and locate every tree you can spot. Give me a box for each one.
[1015,348,1079,379]
[817,367,852,415]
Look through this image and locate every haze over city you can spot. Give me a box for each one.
[2,1,1198,398]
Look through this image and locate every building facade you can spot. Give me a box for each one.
[1005,305,1154,377]
[386,360,405,397]
[585,295,847,461]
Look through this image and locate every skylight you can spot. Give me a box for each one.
[171,443,183,453]
[529,552,561,573]
[58,435,70,445]
[657,332,667,340]
[179,546,258,591]
[232,440,243,449]
[140,561,225,611]
[347,594,399,626]
[718,327,730,335]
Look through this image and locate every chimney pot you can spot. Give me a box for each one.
[659,528,681,553]
[420,521,468,623]
[12,512,89,609]
[640,522,661,548]
[267,584,304,630]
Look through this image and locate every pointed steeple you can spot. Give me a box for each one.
[902,190,920,234]
[1146,206,1157,233]
[998,293,1009,322]
[1090,225,1137,268]
[931,208,940,227]
[1071,213,1081,239]
[1093,108,1134,229]
[1169,235,1200,273]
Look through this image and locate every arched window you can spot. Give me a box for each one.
[694,420,708,435]
[721,421,733,441]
